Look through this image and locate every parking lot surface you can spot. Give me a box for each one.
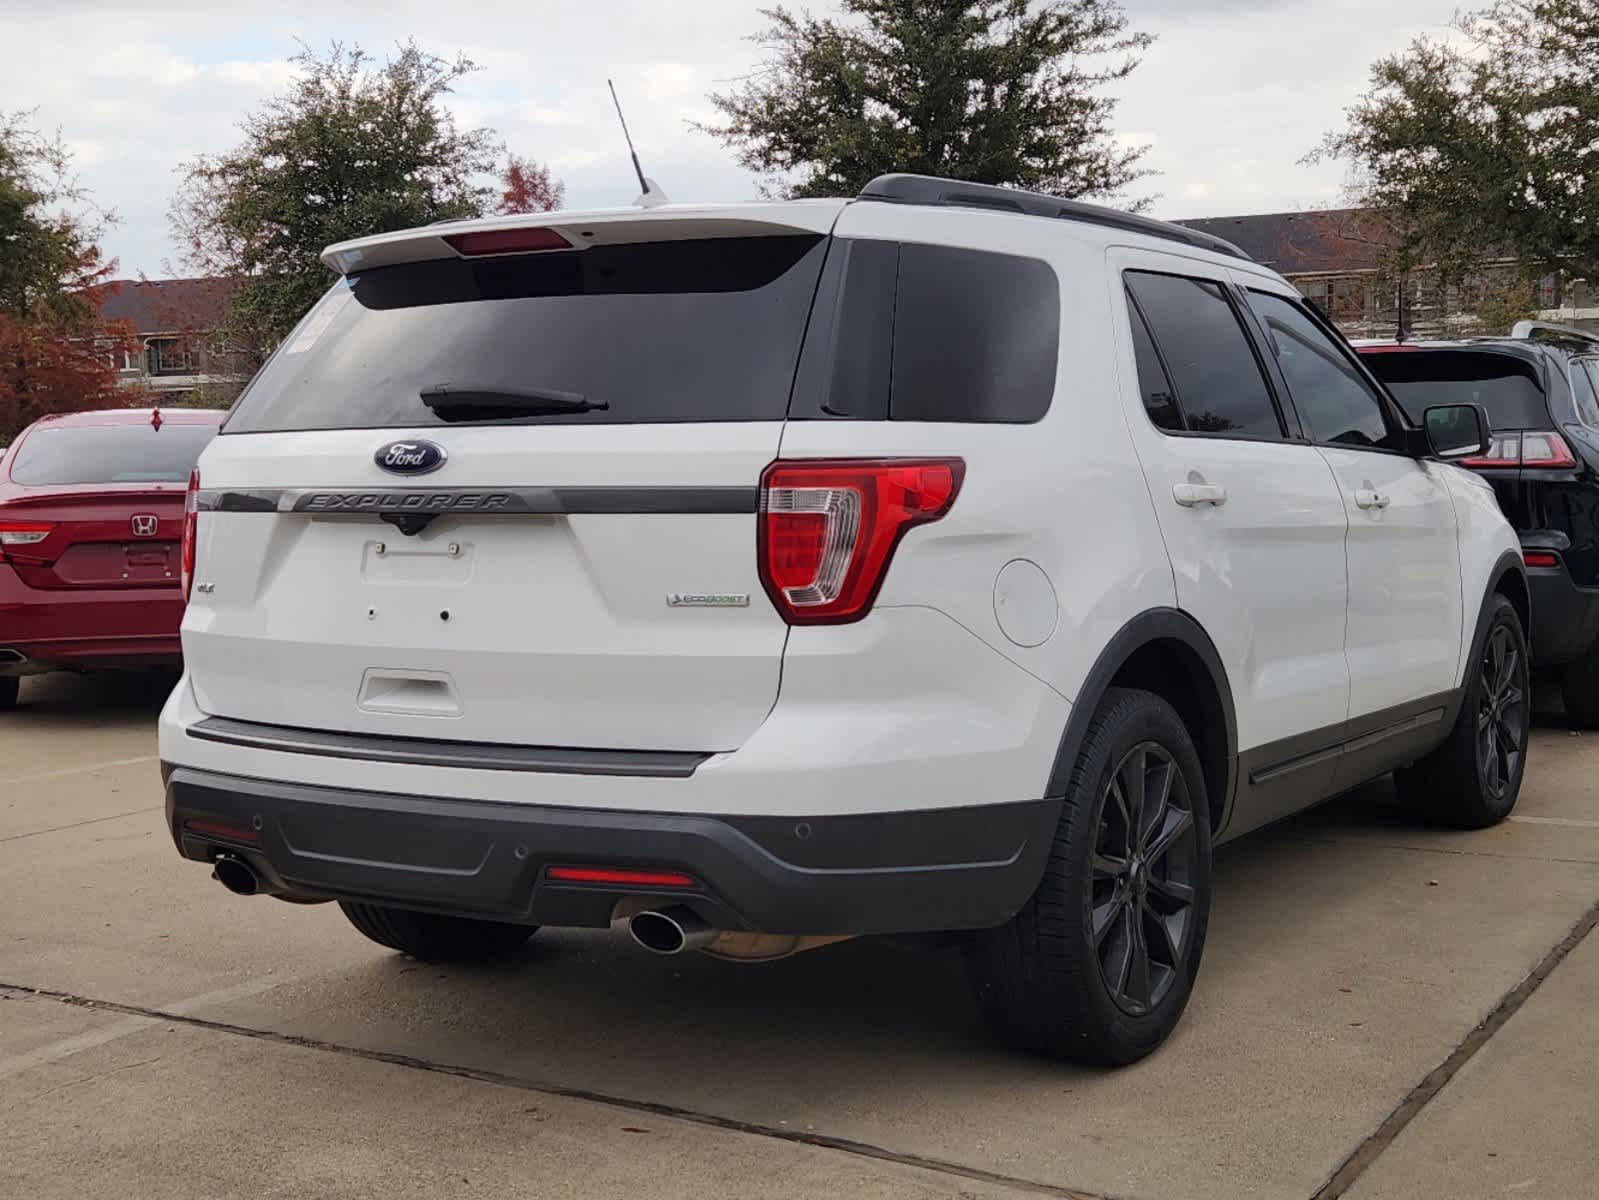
[3,672,1596,1200]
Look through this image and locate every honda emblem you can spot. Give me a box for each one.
[131,514,159,538]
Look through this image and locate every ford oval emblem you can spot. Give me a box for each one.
[374,439,447,475]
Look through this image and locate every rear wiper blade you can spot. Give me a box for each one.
[419,383,607,420]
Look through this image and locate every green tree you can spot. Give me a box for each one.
[0,114,134,441]
[0,112,110,322]
[1316,0,1599,286]
[703,0,1153,204]
[173,41,501,349]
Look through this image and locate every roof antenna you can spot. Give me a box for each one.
[608,79,669,209]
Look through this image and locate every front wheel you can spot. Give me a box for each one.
[339,901,536,963]
[966,687,1212,1065]
[0,677,17,710]
[1395,594,1530,828]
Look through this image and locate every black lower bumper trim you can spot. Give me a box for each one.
[1527,572,1599,666]
[163,766,1058,936]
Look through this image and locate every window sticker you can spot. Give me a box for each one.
[283,286,354,355]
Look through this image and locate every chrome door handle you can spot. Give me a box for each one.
[1173,483,1228,507]
[1355,489,1390,510]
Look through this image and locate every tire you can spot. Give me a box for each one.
[338,901,536,963]
[0,677,17,710]
[1559,639,1599,730]
[1395,594,1530,829]
[966,687,1212,1066]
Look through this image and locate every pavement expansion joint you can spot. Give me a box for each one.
[1309,895,1599,1199]
[0,981,1110,1200]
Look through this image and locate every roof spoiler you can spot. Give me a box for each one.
[1511,320,1599,350]
[856,173,1252,262]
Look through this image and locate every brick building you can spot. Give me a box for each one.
[1177,209,1597,340]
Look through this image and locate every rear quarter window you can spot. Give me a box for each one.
[789,240,1060,423]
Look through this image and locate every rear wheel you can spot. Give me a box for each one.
[338,901,536,963]
[0,677,17,710]
[1559,639,1599,730]
[1396,594,1530,828]
[966,687,1212,1065]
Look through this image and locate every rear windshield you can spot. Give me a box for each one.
[1362,349,1550,429]
[224,235,829,433]
[9,424,216,486]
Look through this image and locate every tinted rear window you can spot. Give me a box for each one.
[9,424,216,486]
[224,236,828,433]
[789,240,1059,422]
[1362,349,1550,429]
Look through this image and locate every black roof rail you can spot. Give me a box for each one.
[856,173,1252,262]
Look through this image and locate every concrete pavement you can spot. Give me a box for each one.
[2,671,1597,1199]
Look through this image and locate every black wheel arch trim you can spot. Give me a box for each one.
[1463,551,1531,721]
[1043,607,1238,830]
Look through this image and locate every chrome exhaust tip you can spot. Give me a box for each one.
[212,853,260,897]
[627,905,718,955]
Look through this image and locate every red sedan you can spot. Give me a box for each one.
[0,408,224,708]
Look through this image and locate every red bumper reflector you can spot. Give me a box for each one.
[1523,550,1560,569]
[183,818,260,845]
[546,865,696,888]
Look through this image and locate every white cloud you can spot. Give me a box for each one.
[0,0,1466,275]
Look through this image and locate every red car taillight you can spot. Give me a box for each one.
[180,469,199,602]
[1461,430,1577,469]
[0,521,53,564]
[758,458,964,625]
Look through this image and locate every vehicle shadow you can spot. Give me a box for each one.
[13,669,179,720]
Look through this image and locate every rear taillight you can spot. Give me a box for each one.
[180,469,199,602]
[758,458,964,625]
[1524,550,1561,569]
[0,521,53,564]
[1521,431,1578,469]
[1461,431,1577,469]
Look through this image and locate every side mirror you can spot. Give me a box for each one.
[1422,403,1490,460]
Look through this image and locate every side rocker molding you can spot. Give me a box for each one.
[1042,608,1239,830]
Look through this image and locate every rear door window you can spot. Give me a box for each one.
[1572,359,1599,428]
[1245,290,1402,451]
[1124,271,1284,439]
[9,424,216,485]
[1362,349,1552,430]
[225,236,829,433]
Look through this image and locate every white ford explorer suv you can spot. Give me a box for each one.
[161,174,1531,1065]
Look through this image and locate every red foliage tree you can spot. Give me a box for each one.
[497,154,565,215]
[0,311,142,441]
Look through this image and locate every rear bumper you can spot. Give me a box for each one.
[1525,569,1599,666]
[0,563,183,671]
[163,766,1058,936]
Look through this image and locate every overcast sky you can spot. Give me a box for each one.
[0,0,1463,279]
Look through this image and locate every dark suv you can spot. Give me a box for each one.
[1360,322,1599,725]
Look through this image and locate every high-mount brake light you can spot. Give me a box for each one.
[181,470,200,603]
[444,227,572,256]
[758,458,964,625]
